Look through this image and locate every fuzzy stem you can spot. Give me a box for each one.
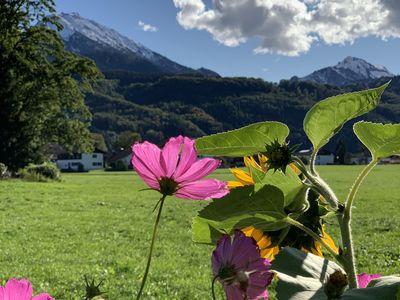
[310,150,319,176]
[285,217,340,260]
[136,195,167,300]
[339,160,378,289]
[337,215,358,289]
[344,160,378,219]
[293,157,339,211]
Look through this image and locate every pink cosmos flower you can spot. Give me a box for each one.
[0,278,53,300]
[212,230,274,300]
[131,136,228,200]
[357,272,381,288]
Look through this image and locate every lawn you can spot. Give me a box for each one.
[0,165,399,299]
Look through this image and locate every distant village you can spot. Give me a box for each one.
[48,144,400,172]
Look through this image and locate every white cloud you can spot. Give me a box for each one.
[138,20,158,32]
[173,0,400,56]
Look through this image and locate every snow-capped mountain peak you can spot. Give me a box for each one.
[58,12,155,61]
[335,56,393,79]
[55,12,217,76]
[298,56,394,86]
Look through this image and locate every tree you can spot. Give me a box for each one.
[113,131,141,151]
[0,0,102,171]
[91,133,108,153]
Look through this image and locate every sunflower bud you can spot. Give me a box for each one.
[324,270,348,299]
[84,276,107,300]
[263,140,297,173]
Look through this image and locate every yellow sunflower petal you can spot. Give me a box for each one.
[249,227,264,241]
[230,168,254,185]
[321,227,339,254]
[258,154,269,172]
[242,226,280,260]
[261,245,280,261]
[244,156,262,171]
[289,163,301,175]
[311,243,324,257]
[241,226,255,236]
[227,181,246,189]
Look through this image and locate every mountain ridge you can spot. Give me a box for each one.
[297,56,395,86]
[57,12,219,76]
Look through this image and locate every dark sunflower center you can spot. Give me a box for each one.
[158,177,179,196]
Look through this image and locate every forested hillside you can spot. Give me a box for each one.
[87,72,400,152]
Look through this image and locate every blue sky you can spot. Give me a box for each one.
[56,0,400,82]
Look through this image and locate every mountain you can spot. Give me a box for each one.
[298,56,395,86]
[87,71,400,154]
[57,12,218,76]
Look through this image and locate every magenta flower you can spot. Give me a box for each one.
[0,278,53,300]
[357,272,381,288]
[132,136,228,200]
[212,230,274,300]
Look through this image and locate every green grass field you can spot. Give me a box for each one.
[0,166,399,299]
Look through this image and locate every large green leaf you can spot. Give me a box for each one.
[304,82,389,153]
[272,247,400,300]
[259,166,303,207]
[354,121,400,161]
[192,185,289,244]
[195,121,289,157]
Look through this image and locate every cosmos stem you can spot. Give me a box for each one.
[136,195,167,300]
[211,275,219,300]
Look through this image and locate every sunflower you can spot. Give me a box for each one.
[242,225,338,260]
[241,226,280,260]
[228,154,300,189]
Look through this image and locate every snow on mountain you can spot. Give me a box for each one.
[299,56,394,86]
[57,13,217,75]
[59,13,155,59]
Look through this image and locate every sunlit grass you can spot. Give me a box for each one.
[0,165,399,299]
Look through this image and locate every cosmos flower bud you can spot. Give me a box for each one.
[324,270,348,299]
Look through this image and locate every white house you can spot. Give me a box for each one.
[56,152,104,171]
[297,149,335,165]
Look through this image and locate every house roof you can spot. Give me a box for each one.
[107,149,132,163]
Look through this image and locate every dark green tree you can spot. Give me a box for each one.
[113,131,141,151]
[91,133,108,153]
[0,0,102,171]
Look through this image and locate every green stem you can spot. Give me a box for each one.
[339,159,377,289]
[344,160,378,219]
[293,157,339,211]
[136,195,166,300]
[211,275,218,300]
[285,217,340,260]
[337,215,358,289]
[310,150,318,176]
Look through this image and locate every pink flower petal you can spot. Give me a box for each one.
[224,285,244,300]
[175,158,221,183]
[160,136,184,177]
[4,278,33,300]
[173,137,197,179]
[212,231,273,300]
[132,156,160,190]
[176,179,229,200]
[132,142,164,179]
[32,293,54,300]
[357,273,381,288]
